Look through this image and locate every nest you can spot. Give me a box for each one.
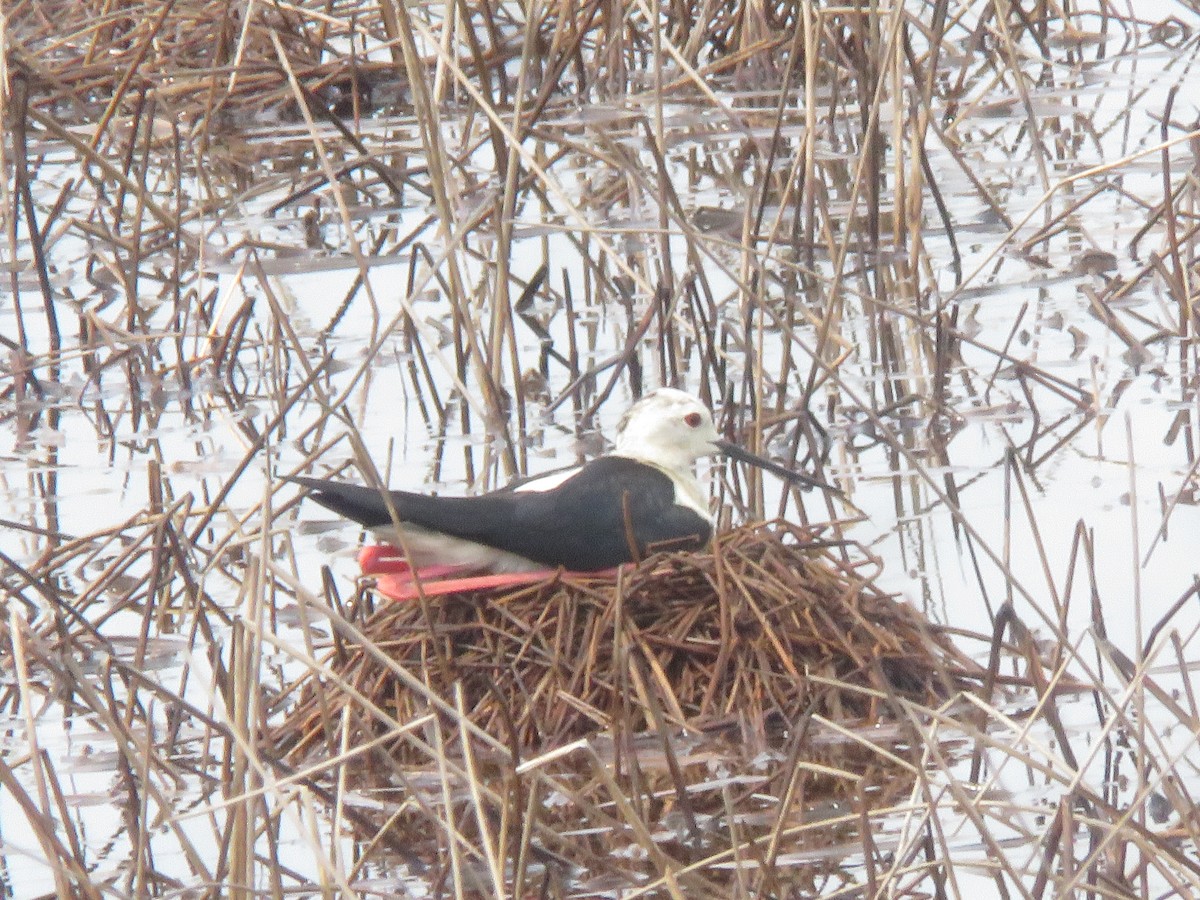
[274,521,978,763]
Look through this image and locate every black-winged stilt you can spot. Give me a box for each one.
[291,388,836,574]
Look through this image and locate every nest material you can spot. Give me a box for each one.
[275,521,977,760]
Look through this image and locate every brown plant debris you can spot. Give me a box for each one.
[273,521,980,764]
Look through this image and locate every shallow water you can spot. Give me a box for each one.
[4,2,1200,895]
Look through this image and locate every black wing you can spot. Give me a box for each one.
[290,458,711,570]
[504,457,712,569]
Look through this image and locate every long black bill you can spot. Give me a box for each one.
[715,439,845,499]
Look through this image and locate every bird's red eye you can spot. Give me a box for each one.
[684,412,702,428]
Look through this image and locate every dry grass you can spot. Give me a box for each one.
[4,0,1200,896]
[274,523,977,757]
[265,523,981,894]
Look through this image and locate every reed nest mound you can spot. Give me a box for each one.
[275,522,980,768]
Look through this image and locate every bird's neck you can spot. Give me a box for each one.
[611,444,695,476]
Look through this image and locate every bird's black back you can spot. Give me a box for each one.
[291,457,711,570]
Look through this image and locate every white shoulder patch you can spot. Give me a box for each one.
[512,466,581,494]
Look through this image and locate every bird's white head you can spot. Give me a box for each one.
[611,388,721,473]
[609,387,844,499]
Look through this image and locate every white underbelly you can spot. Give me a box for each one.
[370,523,545,573]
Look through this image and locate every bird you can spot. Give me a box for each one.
[290,388,837,574]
